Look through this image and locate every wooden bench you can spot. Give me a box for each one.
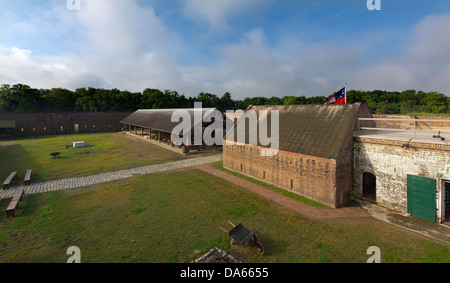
[6,186,25,218]
[3,172,17,190]
[24,169,32,186]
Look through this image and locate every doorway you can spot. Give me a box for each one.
[407,175,436,222]
[445,182,450,223]
[362,172,376,202]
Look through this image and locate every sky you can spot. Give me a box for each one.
[1,0,449,100]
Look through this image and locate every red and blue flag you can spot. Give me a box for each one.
[325,87,346,105]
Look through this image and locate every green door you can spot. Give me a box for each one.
[407,175,436,222]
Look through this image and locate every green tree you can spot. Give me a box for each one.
[400,100,417,114]
[0,84,14,111]
[141,88,165,109]
[283,96,299,105]
[220,92,234,111]
[75,87,98,112]
[422,92,447,113]
[376,101,389,114]
[195,92,220,108]
[5,84,42,112]
[41,88,77,111]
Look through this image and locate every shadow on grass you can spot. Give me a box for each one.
[0,194,41,223]
[16,194,41,218]
[0,143,40,183]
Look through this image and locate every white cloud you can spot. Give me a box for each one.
[354,14,450,93]
[354,62,416,91]
[0,45,107,89]
[179,14,450,98]
[0,0,185,92]
[1,1,449,100]
[180,0,271,30]
[178,28,363,98]
[405,14,450,63]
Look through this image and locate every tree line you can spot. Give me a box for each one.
[0,83,449,114]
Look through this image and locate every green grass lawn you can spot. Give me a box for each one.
[210,161,330,209]
[0,132,186,182]
[1,168,448,263]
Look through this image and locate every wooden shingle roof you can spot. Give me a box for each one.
[227,103,367,159]
[120,108,219,133]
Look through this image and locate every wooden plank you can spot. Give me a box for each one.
[6,200,18,217]
[360,127,413,132]
[2,172,17,190]
[24,169,32,186]
[6,187,25,217]
[359,118,450,123]
[12,187,25,202]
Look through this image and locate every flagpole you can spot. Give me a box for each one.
[345,82,348,104]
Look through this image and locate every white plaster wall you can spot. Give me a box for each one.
[353,139,450,213]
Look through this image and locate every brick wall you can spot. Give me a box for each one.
[223,143,342,208]
[335,127,356,206]
[0,112,132,137]
[221,104,372,209]
[353,137,450,212]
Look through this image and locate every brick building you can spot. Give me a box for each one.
[354,120,450,223]
[223,103,373,208]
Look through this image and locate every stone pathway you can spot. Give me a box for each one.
[0,154,222,200]
[357,200,450,247]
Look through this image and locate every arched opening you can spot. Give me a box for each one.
[362,172,376,202]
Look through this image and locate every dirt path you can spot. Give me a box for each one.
[1,142,8,150]
[197,164,370,219]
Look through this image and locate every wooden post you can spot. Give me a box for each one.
[414,118,417,140]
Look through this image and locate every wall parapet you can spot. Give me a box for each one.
[354,136,450,152]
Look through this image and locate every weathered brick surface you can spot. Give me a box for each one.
[222,104,361,209]
[223,143,343,208]
[335,128,355,207]
[353,137,450,212]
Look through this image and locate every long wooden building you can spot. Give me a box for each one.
[120,108,223,151]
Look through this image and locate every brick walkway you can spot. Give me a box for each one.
[0,155,222,200]
[197,164,370,219]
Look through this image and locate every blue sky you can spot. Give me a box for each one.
[1,0,449,99]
